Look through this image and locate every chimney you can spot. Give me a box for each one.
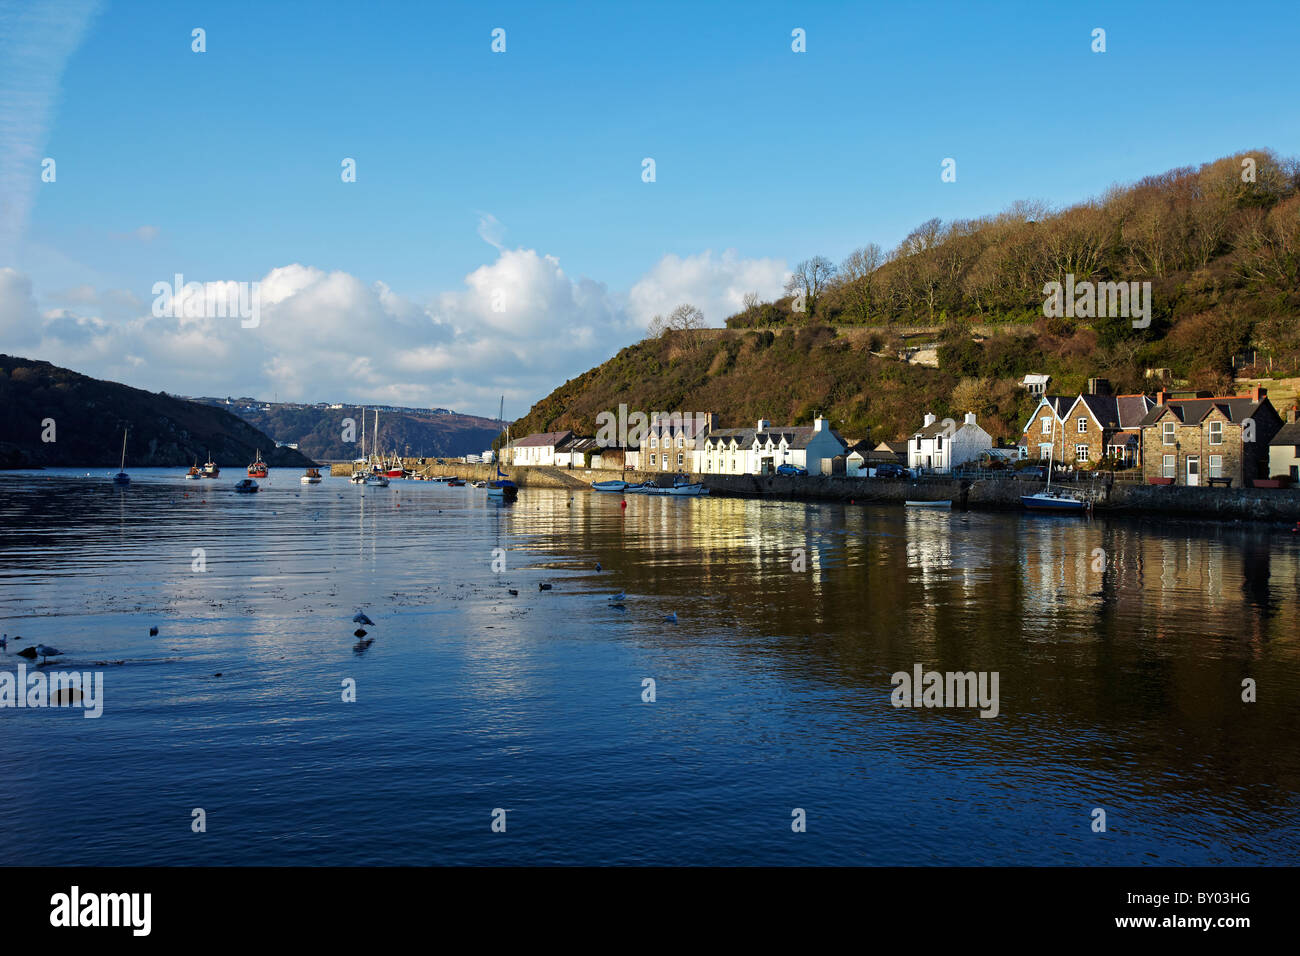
[1088,377,1111,396]
[1156,390,1167,407]
[813,416,827,432]
[964,412,976,426]
[923,412,936,427]
[757,419,770,432]
[1249,386,1266,402]
[1289,406,1298,424]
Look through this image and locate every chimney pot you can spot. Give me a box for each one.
[964,412,976,426]
[923,412,937,427]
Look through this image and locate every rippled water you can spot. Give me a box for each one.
[1,469,1297,865]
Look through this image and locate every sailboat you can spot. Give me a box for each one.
[247,449,268,478]
[349,406,367,483]
[113,429,130,485]
[364,411,390,486]
[486,397,518,502]
[1021,443,1086,512]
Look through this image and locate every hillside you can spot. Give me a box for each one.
[188,398,502,462]
[513,150,1300,444]
[0,355,315,469]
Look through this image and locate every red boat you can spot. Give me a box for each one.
[247,449,268,478]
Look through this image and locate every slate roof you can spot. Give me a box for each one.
[1269,422,1300,446]
[512,430,573,448]
[1138,397,1262,428]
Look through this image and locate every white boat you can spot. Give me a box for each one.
[664,482,708,496]
[623,481,657,494]
[591,480,628,492]
[300,468,323,484]
[348,472,366,484]
[363,473,389,487]
[905,499,951,508]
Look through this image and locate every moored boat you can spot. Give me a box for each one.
[185,461,201,480]
[200,453,220,478]
[234,478,259,493]
[113,428,130,485]
[301,467,322,484]
[591,480,629,492]
[247,450,268,478]
[348,471,366,484]
[363,473,389,487]
[664,482,708,496]
[1020,445,1086,513]
[905,499,951,508]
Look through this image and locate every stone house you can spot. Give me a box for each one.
[1138,387,1281,486]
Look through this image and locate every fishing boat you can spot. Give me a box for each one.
[1021,445,1086,513]
[247,450,268,478]
[300,467,322,484]
[234,478,259,493]
[200,453,220,478]
[591,480,629,493]
[664,481,709,496]
[363,473,389,487]
[112,429,130,485]
[623,481,657,494]
[905,499,952,509]
[486,397,519,502]
[185,460,201,480]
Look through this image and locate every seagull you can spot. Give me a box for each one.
[609,592,625,603]
[149,626,159,636]
[353,627,368,638]
[539,583,552,591]
[508,589,518,596]
[663,612,677,623]
[352,612,375,626]
[20,644,62,663]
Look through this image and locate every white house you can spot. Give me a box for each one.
[508,430,573,466]
[1269,417,1300,481]
[908,412,992,473]
[1021,373,1051,396]
[699,417,846,476]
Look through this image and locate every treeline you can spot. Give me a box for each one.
[726,150,1300,361]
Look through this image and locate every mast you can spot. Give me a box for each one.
[360,405,365,460]
[120,428,127,470]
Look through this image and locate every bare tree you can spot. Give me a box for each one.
[667,303,706,331]
[839,244,883,321]
[742,291,761,312]
[783,256,837,317]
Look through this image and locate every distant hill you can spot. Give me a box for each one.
[0,355,315,469]
[512,150,1300,444]
[188,398,503,461]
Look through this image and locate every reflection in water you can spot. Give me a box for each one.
[0,470,1297,865]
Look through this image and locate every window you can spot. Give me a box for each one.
[936,434,943,449]
[649,454,656,466]
[1162,454,1175,478]
[650,438,657,449]
[677,453,683,467]
[1075,445,1089,462]
[934,453,943,469]
[1077,418,1088,434]
[1209,455,1223,478]
[1041,417,1052,434]
[1163,422,1175,444]
[915,436,922,449]
[1209,421,1223,445]
[677,437,684,448]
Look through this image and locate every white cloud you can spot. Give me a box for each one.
[4,242,788,417]
[627,249,789,329]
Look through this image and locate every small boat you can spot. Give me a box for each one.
[300,468,322,484]
[591,480,629,493]
[185,460,201,480]
[200,453,220,478]
[348,471,366,484]
[234,478,259,493]
[471,480,487,488]
[247,450,268,478]
[664,482,708,496]
[486,398,518,502]
[1020,445,1085,513]
[447,477,465,487]
[113,428,130,485]
[623,481,656,494]
[363,473,389,487]
[905,499,951,509]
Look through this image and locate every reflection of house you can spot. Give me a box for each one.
[1139,388,1281,486]
[699,418,846,475]
[508,430,573,466]
[908,412,992,473]
[1268,411,1300,481]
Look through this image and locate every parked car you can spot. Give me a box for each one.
[872,463,908,479]
[776,463,808,476]
[1014,465,1047,481]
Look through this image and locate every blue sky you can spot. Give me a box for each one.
[3,0,1298,417]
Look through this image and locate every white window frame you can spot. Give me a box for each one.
[1209,455,1223,478]
[1078,418,1088,433]
[649,454,656,466]
[1163,422,1175,445]
[1162,454,1175,478]
[1208,421,1223,445]
[1041,417,1052,434]
[1075,444,1089,462]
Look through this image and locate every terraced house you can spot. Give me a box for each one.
[699,418,846,476]
[643,412,717,472]
[1139,387,1281,486]
[1059,386,1156,467]
[1019,394,1073,461]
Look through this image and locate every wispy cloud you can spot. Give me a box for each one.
[475,212,506,252]
[0,0,102,262]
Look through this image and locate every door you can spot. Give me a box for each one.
[1186,456,1200,486]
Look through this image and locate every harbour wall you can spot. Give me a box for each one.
[327,462,1300,522]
